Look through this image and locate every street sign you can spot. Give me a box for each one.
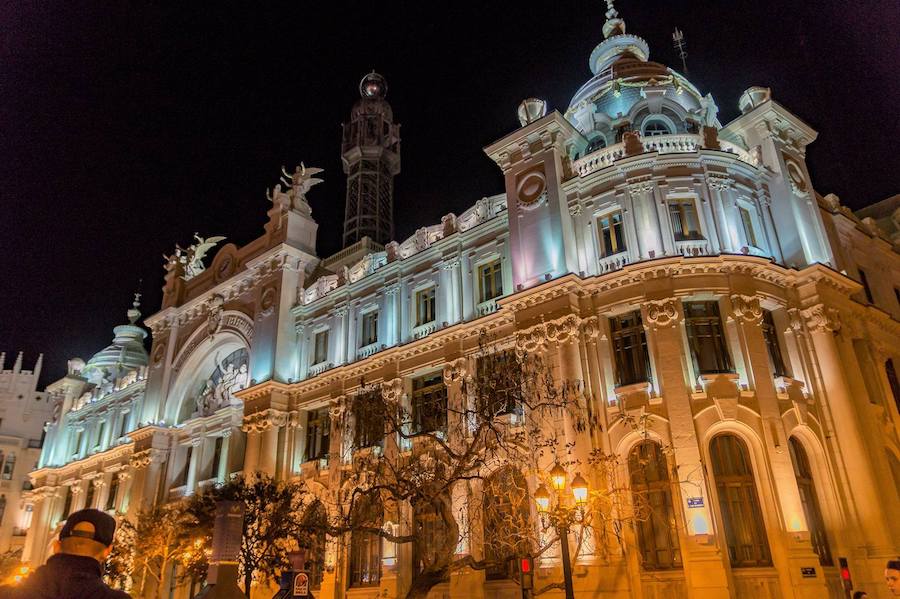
[687,497,704,508]
[293,572,309,597]
[800,567,816,578]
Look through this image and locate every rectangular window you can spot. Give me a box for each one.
[475,350,523,417]
[761,310,788,377]
[119,412,129,440]
[738,205,758,247]
[668,198,703,241]
[1,453,14,480]
[61,487,73,517]
[411,373,448,434]
[683,301,734,375]
[598,210,627,256]
[353,390,383,449]
[610,311,652,387]
[361,312,378,347]
[349,528,381,587]
[415,287,436,327]
[84,481,95,509]
[313,330,329,365]
[304,408,331,462]
[478,260,503,303]
[858,268,874,303]
[72,430,83,457]
[209,436,224,480]
[95,422,106,449]
[173,446,191,488]
[106,476,119,511]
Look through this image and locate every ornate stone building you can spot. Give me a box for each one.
[0,353,53,557]
[21,3,900,599]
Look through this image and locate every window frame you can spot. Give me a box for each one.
[641,116,675,137]
[667,197,704,241]
[410,373,448,435]
[610,310,652,387]
[360,310,379,347]
[683,300,735,376]
[312,330,329,365]
[304,408,331,463]
[788,437,832,566]
[352,390,384,450]
[709,434,772,568]
[628,440,682,570]
[415,286,437,327]
[737,203,758,248]
[477,259,503,303]
[597,209,627,257]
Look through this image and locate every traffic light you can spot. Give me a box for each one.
[839,557,853,592]
[519,556,534,591]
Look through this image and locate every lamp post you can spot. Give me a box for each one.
[534,464,589,599]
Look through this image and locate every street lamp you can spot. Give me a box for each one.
[534,464,589,599]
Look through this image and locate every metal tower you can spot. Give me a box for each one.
[341,71,401,247]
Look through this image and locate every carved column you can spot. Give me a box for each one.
[731,295,826,599]
[185,437,203,493]
[627,178,662,259]
[706,175,737,252]
[642,297,731,599]
[802,305,894,553]
[22,486,58,565]
[243,410,287,477]
[217,430,233,481]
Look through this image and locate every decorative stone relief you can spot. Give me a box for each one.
[801,304,841,334]
[381,378,404,405]
[241,409,289,433]
[545,314,582,344]
[730,294,763,325]
[579,316,600,340]
[442,358,468,385]
[207,294,225,337]
[643,298,681,328]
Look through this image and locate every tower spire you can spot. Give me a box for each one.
[603,0,626,38]
[341,71,401,248]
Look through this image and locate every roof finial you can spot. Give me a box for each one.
[602,0,626,38]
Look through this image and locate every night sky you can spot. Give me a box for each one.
[2,1,899,386]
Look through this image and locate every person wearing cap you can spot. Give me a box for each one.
[1,508,130,598]
[887,559,900,596]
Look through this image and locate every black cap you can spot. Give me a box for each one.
[59,509,117,547]
[888,559,900,570]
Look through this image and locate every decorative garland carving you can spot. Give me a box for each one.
[643,298,681,328]
[381,378,404,405]
[241,409,289,433]
[802,304,841,334]
[730,294,763,325]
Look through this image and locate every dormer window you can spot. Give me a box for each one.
[642,118,673,137]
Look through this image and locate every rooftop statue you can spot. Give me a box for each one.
[165,233,227,279]
[280,163,324,210]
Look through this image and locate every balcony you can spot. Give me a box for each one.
[574,133,755,177]
[598,252,629,274]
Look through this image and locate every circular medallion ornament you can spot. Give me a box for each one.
[785,159,808,194]
[260,287,277,312]
[214,254,235,283]
[516,171,547,206]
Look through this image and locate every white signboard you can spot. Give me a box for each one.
[292,572,309,597]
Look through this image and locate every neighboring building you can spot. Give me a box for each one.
[0,353,54,556]
[22,4,900,599]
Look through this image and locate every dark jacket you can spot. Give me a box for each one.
[0,554,131,599]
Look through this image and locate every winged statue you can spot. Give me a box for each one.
[182,233,227,279]
[279,163,324,210]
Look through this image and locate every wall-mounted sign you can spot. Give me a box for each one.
[293,572,309,597]
[800,567,816,578]
[687,497,704,508]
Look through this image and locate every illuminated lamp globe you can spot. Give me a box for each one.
[571,472,589,506]
[360,71,388,99]
[517,98,547,127]
[534,484,551,514]
[550,463,567,491]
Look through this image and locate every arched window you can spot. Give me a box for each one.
[300,501,327,589]
[628,441,681,569]
[709,434,772,567]
[641,118,673,137]
[348,495,382,587]
[788,438,832,566]
[413,498,450,582]
[483,466,532,580]
[886,359,900,415]
[585,136,607,154]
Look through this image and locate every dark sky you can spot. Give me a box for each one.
[2,1,899,386]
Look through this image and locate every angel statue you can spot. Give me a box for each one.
[182,233,226,279]
[280,163,324,210]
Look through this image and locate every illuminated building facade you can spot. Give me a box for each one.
[21,4,900,598]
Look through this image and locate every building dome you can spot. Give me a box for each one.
[81,295,148,382]
[565,3,718,152]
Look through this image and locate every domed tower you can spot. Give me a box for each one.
[341,71,401,247]
[565,0,719,153]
